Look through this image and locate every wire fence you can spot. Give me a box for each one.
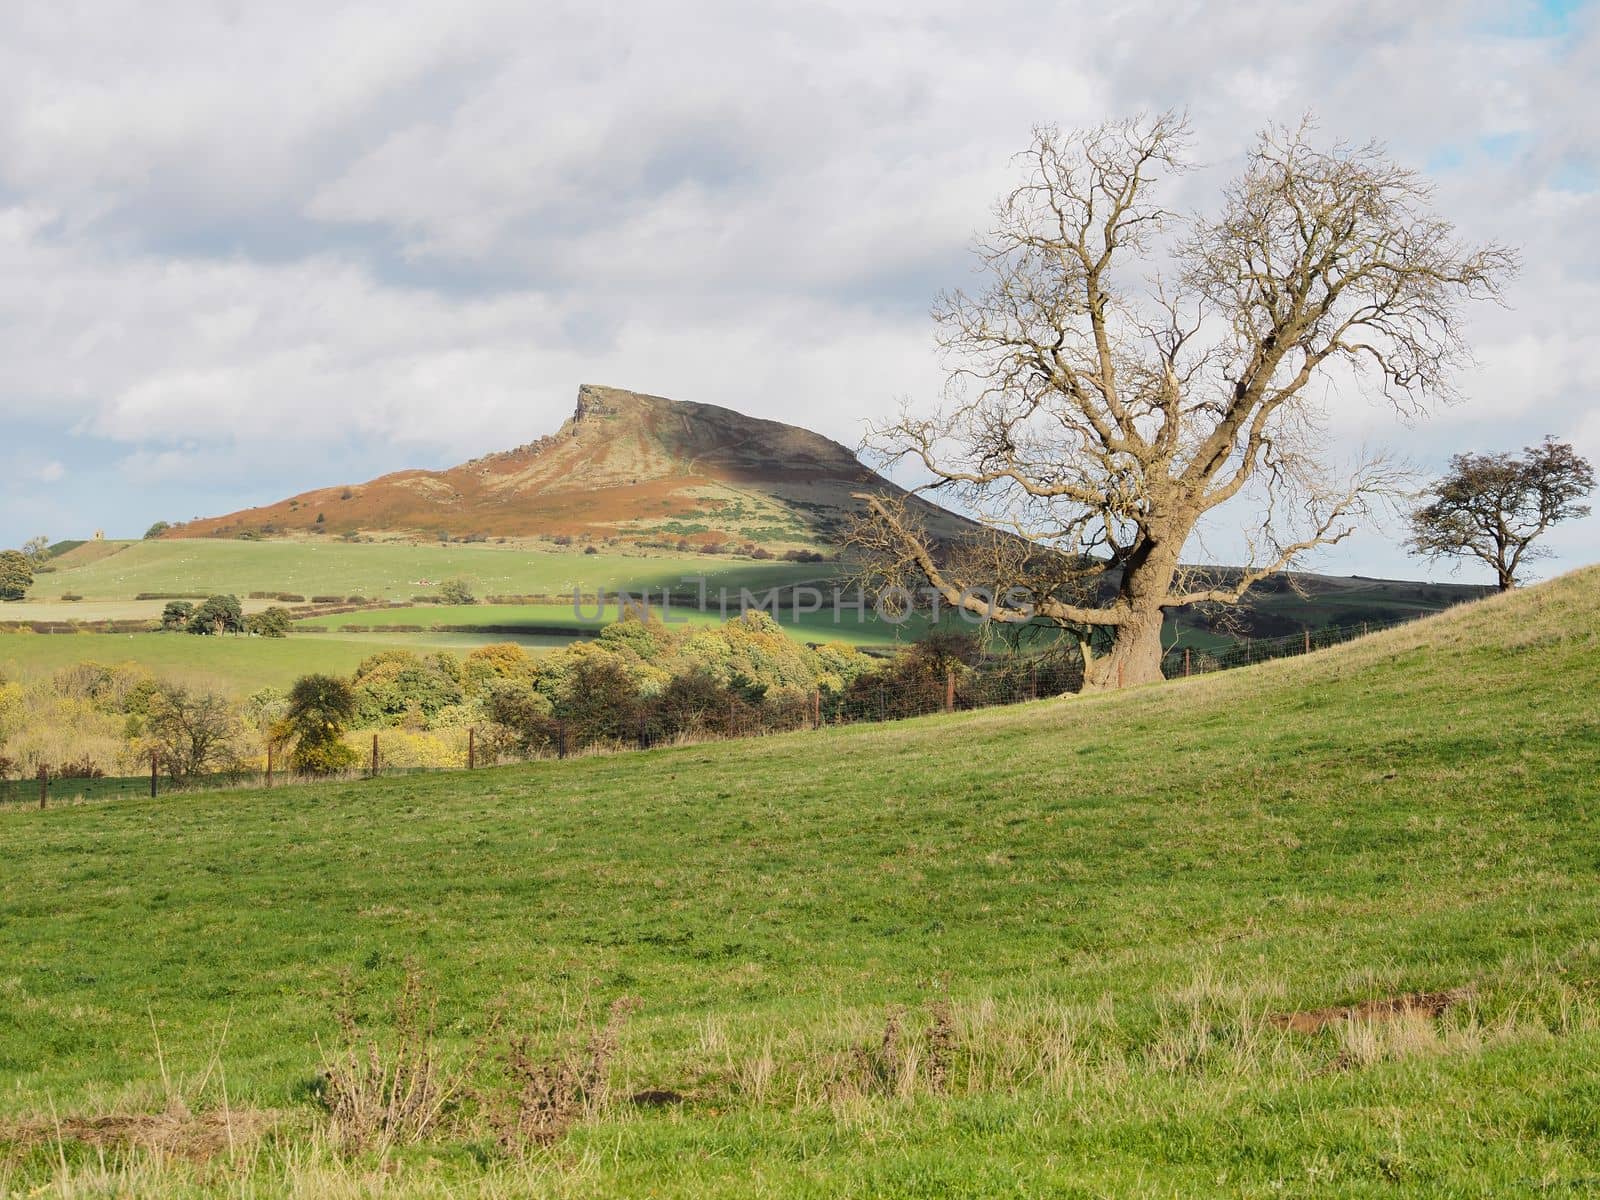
[1159,612,1421,678]
[2,611,1429,809]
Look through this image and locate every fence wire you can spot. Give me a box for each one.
[1160,613,1419,678]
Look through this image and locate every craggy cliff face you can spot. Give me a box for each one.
[169,384,970,549]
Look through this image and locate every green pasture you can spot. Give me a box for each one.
[39,539,837,603]
[1,569,1596,1195]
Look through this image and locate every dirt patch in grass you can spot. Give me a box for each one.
[629,1088,686,1107]
[1,1105,275,1161]
[1270,988,1472,1034]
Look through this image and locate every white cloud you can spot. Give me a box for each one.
[0,0,1595,572]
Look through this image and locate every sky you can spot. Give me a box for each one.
[1,0,1596,586]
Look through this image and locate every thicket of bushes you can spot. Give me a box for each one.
[1,611,1077,784]
[312,615,1074,764]
[0,662,281,782]
[277,611,879,764]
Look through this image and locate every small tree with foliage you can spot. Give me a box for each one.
[462,642,537,698]
[654,669,734,738]
[351,650,463,726]
[186,594,245,635]
[144,684,244,780]
[481,679,558,755]
[282,674,359,774]
[21,536,50,567]
[0,551,32,601]
[144,521,171,539]
[246,606,292,638]
[160,600,194,630]
[1408,437,1594,590]
[438,577,477,605]
[553,656,640,747]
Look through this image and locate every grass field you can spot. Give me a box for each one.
[4,541,859,690]
[39,540,835,603]
[0,598,283,623]
[1,568,1595,1195]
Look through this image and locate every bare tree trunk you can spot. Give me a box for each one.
[1082,542,1179,691]
[1085,609,1166,691]
[1495,535,1516,591]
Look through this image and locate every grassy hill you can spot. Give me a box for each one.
[2,569,1596,1196]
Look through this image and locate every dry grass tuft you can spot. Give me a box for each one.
[926,999,954,1095]
[488,995,641,1151]
[318,967,493,1154]
[814,997,965,1105]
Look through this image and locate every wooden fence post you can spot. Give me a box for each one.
[812,690,821,730]
[557,722,569,760]
[150,750,158,799]
[1303,629,1311,655]
[944,667,955,713]
[1184,647,1191,678]
[467,727,476,770]
[370,733,379,779]
[1117,661,1125,690]
[265,743,273,789]
[38,765,47,810]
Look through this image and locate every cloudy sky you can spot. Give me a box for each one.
[2,0,1595,584]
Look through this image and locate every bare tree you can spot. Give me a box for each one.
[145,684,245,780]
[853,114,1514,690]
[1407,437,1594,591]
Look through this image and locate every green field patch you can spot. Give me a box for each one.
[39,540,839,602]
[0,570,1596,1193]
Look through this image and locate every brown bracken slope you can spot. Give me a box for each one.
[169,385,973,548]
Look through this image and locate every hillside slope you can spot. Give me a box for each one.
[2,568,1598,1196]
[169,383,975,548]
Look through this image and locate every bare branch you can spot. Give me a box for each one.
[855,113,1514,689]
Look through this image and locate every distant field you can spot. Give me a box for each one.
[1,541,891,690]
[41,539,836,602]
[0,597,276,623]
[0,630,564,692]
[294,599,934,647]
[17,541,1490,688]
